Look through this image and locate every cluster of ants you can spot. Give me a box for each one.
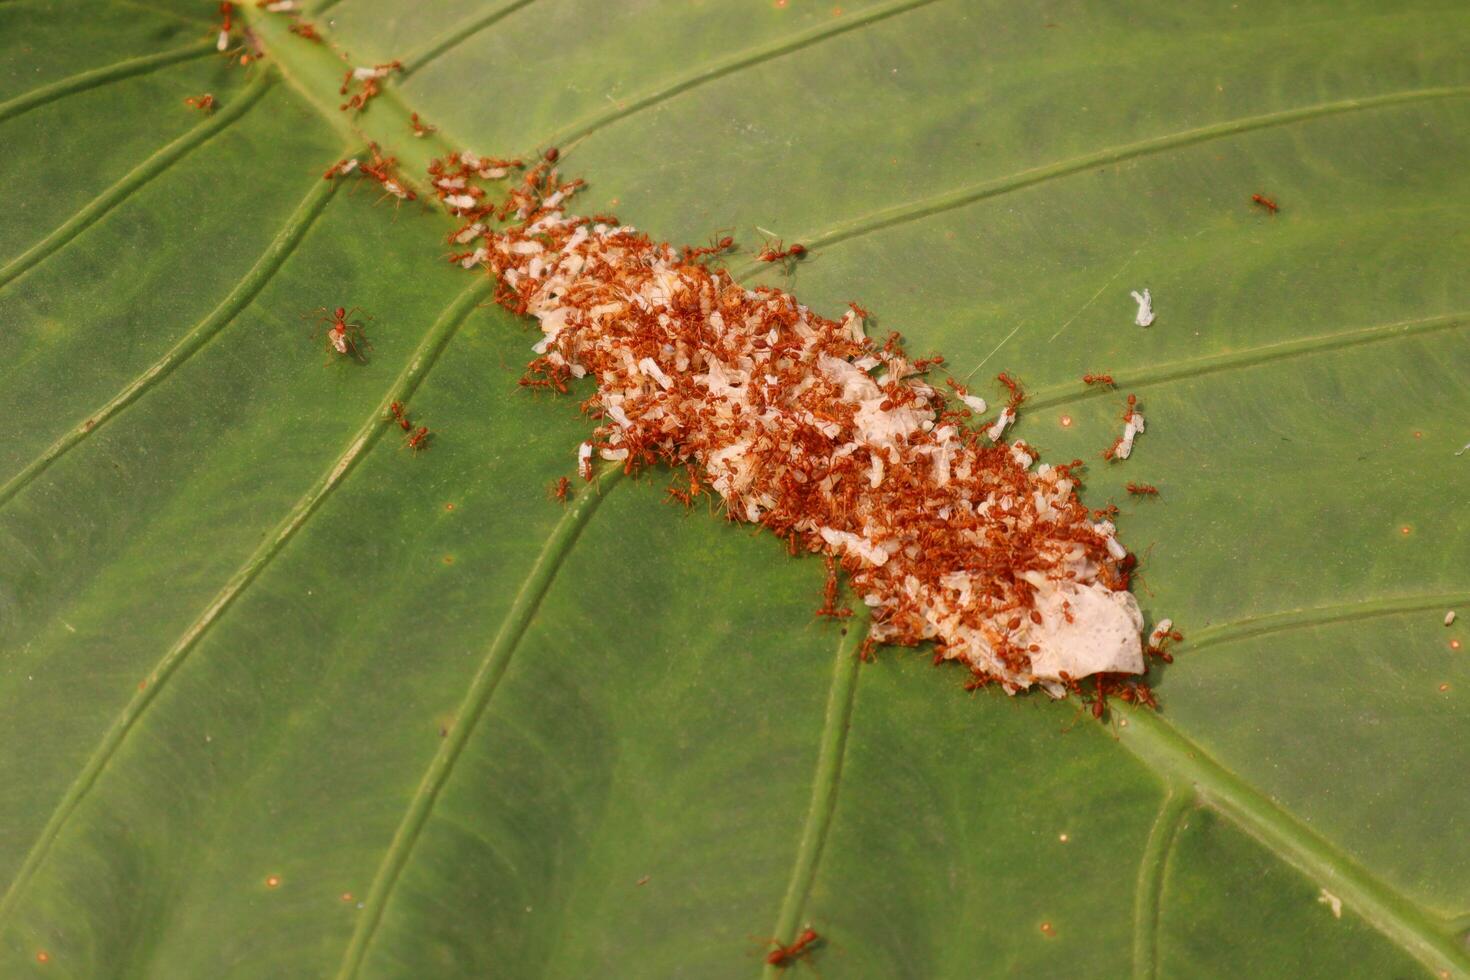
[339,60,402,113]
[322,144,415,201]
[307,306,432,454]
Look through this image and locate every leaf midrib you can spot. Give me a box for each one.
[1117,709,1470,978]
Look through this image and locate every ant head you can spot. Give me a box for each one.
[334,306,346,318]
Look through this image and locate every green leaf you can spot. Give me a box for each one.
[2,0,1467,976]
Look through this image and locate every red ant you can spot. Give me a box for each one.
[683,235,735,262]
[322,158,359,180]
[410,112,436,137]
[405,426,432,452]
[767,926,821,968]
[757,241,807,263]
[310,306,370,362]
[815,556,851,619]
[1091,676,1111,719]
[997,371,1025,410]
[1126,482,1158,495]
[1148,628,1183,663]
[359,142,414,201]
[184,94,216,113]
[1081,373,1114,387]
[663,467,701,508]
[216,2,234,51]
[963,670,994,692]
[1251,194,1279,214]
[385,401,412,431]
[550,476,571,503]
[288,21,322,42]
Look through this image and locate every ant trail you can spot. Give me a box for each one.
[1047,246,1142,343]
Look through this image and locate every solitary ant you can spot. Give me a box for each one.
[308,306,370,363]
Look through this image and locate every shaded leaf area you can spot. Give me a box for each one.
[1,0,1468,977]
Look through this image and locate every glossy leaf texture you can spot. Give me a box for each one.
[1,0,1467,976]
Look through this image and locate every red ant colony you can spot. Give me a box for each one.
[388,147,1177,700]
[270,27,1176,705]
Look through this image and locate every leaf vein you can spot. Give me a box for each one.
[539,0,944,153]
[0,72,273,293]
[400,0,540,78]
[1132,788,1190,980]
[1118,710,1470,978]
[334,464,623,980]
[0,41,214,125]
[0,171,339,508]
[762,610,870,978]
[727,84,1470,271]
[1175,590,1470,654]
[1022,311,1470,412]
[0,278,492,931]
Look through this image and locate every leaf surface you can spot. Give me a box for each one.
[1,0,1467,976]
